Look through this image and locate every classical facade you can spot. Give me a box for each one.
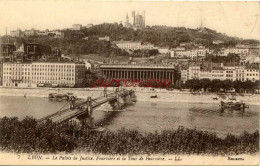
[99,64,181,86]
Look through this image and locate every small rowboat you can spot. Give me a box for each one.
[150,95,158,98]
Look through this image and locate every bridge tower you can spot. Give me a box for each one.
[115,91,122,110]
[104,87,107,97]
[86,97,95,128]
[77,96,95,128]
[69,96,76,109]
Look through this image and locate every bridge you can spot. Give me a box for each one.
[38,88,135,127]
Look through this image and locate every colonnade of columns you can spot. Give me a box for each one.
[101,69,178,85]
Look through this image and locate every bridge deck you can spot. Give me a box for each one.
[38,90,130,124]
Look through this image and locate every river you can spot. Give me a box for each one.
[0,96,258,138]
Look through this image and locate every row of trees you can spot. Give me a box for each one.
[132,49,159,57]
[75,77,175,89]
[16,37,130,57]
[184,79,259,93]
[204,53,240,63]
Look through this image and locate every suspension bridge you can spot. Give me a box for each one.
[38,88,135,127]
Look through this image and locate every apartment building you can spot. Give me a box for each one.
[112,41,155,50]
[188,66,200,79]
[2,61,86,87]
[171,48,211,59]
[181,65,259,83]
[244,69,259,82]
[220,48,249,56]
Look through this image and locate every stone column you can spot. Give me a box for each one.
[172,71,174,84]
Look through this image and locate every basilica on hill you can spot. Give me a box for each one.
[124,10,146,29]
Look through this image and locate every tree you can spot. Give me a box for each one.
[209,79,222,92]
[185,79,201,91]
[233,80,243,93]
[221,80,233,92]
[242,80,255,92]
[200,79,211,92]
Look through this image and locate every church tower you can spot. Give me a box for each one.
[132,10,136,26]
[142,10,146,28]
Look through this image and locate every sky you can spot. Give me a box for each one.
[0,0,259,40]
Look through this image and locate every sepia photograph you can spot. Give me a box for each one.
[0,0,259,165]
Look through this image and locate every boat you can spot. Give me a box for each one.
[150,94,158,98]
[48,92,77,101]
[220,100,246,110]
[62,93,76,100]
[48,93,58,99]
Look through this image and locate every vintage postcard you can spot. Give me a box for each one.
[0,0,259,165]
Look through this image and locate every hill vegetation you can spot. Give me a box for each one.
[3,23,259,57]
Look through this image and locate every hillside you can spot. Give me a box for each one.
[2,23,259,57]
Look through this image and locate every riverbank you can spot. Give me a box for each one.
[0,117,258,156]
[0,87,259,105]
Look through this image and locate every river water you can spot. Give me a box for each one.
[0,96,258,138]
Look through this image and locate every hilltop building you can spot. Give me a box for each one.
[124,10,145,29]
[10,29,64,38]
[112,41,154,50]
[99,36,110,41]
[72,24,82,31]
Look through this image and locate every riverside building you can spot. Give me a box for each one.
[181,65,260,83]
[2,61,86,87]
[99,64,181,86]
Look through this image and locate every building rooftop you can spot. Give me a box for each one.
[112,41,141,44]
[3,60,85,64]
[100,64,178,69]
